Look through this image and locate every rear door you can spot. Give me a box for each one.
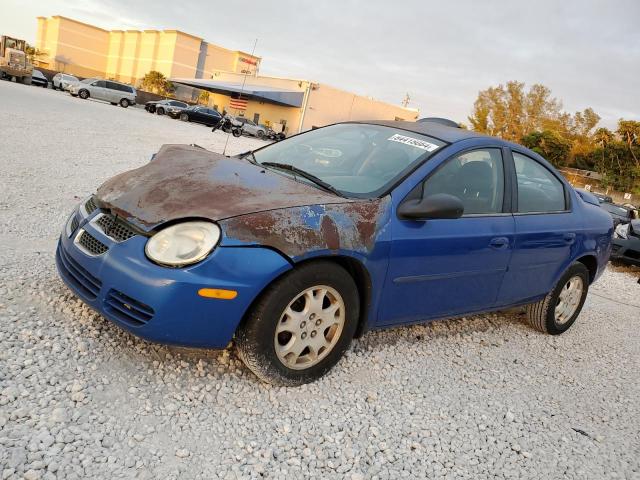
[105,81,120,102]
[380,146,515,325]
[497,149,580,305]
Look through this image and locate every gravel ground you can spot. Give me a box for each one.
[1,80,639,479]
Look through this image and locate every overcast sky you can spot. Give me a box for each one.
[4,0,639,128]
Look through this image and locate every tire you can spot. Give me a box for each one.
[110,102,117,106]
[232,128,242,137]
[119,98,129,108]
[79,89,89,99]
[256,130,265,139]
[22,76,32,85]
[525,262,589,335]
[156,107,164,115]
[236,261,359,386]
[180,113,189,122]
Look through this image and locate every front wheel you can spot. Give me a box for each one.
[236,262,359,386]
[525,262,589,335]
[180,113,189,122]
[156,107,164,115]
[232,128,242,137]
[78,89,89,99]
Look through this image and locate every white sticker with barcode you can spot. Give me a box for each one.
[387,134,439,152]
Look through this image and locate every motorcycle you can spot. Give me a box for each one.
[212,114,243,137]
[265,127,286,142]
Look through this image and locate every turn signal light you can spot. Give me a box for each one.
[198,288,238,300]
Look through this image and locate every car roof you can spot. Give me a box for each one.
[347,120,488,144]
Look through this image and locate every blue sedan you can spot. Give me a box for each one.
[56,120,613,385]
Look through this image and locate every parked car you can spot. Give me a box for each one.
[52,73,78,91]
[30,69,48,88]
[69,78,136,108]
[611,220,640,266]
[178,105,222,126]
[145,99,188,115]
[234,116,267,138]
[56,121,613,385]
[166,103,189,118]
[600,202,636,226]
[591,192,613,204]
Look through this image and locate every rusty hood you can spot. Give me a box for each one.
[95,144,352,231]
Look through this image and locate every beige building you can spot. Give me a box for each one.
[35,16,260,83]
[173,73,418,134]
[35,15,419,134]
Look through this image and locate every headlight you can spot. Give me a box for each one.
[145,221,220,267]
[614,223,629,239]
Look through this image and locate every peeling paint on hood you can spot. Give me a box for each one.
[94,144,352,231]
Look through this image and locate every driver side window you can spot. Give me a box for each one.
[423,148,505,215]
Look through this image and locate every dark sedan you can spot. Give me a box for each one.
[145,99,188,114]
[600,202,636,226]
[178,106,222,127]
[31,69,48,88]
[612,220,640,266]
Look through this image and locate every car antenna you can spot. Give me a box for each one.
[222,38,258,156]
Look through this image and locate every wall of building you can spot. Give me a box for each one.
[35,16,260,85]
[303,83,418,130]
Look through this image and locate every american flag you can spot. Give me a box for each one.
[229,97,248,111]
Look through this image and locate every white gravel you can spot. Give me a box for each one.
[1,80,640,479]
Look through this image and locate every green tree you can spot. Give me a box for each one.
[198,90,210,105]
[616,119,640,166]
[521,130,572,167]
[140,71,174,96]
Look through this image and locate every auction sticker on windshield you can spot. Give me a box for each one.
[388,134,439,152]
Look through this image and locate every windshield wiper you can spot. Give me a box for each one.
[261,162,344,197]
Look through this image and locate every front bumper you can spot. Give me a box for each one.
[55,208,291,348]
[611,238,640,266]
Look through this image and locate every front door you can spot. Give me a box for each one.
[380,147,515,326]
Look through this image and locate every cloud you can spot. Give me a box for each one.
[4,0,639,127]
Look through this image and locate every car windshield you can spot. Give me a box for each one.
[252,123,445,197]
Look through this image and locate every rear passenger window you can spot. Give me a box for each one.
[423,148,505,215]
[513,152,566,213]
[106,81,118,90]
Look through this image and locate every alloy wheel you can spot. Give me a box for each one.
[555,275,584,325]
[274,285,345,370]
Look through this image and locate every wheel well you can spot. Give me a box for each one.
[309,256,372,338]
[237,255,373,340]
[576,255,597,283]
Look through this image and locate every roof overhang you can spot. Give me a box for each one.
[170,78,304,107]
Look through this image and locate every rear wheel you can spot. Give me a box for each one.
[256,130,265,139]
[525,263,589,334]
[79,89,89,99]
[236,262,359,386]
[119,98,129,108]
[232,128,242,137]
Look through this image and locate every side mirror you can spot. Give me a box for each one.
[397,193,464,220]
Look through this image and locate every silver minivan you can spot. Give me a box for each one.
[69,78,137,108]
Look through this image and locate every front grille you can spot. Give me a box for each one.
[96,214,137,242]
[105,289,154,327]
[56,243,102,299]
[85,197,98,215]
[70,215,79,233]
[77,230,108,255]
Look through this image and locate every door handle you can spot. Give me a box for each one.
[489,237,509,249]
[563,233,576,244]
